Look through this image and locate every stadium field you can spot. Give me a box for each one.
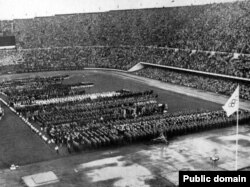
[0,70,221,168]
[0,70,221,112]
[0,69,249,187]
[0,100,58,169]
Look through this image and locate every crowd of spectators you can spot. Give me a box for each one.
[134,67,250,100]
[0,20,13,36]
[1,1,247,53]
[0,46,143,72]
[1,0,250,80]
[159,49,250,78]
[1,47,250,79]
[0,49,22,67]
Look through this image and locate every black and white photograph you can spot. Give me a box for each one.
[0,0,250,186]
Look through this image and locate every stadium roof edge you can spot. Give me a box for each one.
[107,1,242,12]
[0,1,240,21]
[34,16,54,19]
[55,11,106,16]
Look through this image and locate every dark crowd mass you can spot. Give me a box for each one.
[0,75,250,153]
[134,67,250,100]
[1,1,250,52]
[0,75,87,106]
[1,46,250,101]
[0,47,250,78]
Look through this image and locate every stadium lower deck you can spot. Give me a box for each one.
[0,70,250,187]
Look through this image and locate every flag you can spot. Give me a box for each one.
[222,86,239,117]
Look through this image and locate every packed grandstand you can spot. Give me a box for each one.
[1,0,250,153]
[0,1,250,97]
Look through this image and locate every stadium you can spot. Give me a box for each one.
[0,0,250,186]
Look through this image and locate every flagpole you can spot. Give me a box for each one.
[235,84,239,171]
[222,85,240,171]
[235,107,239,171]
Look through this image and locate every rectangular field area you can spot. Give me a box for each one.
[0,70,221,169]
[0,100,58,169]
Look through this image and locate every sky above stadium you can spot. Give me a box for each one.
[0,0,241,20]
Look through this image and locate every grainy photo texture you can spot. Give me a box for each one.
[0,0,250,186]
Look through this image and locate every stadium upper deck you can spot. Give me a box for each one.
[0,1,250,52]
